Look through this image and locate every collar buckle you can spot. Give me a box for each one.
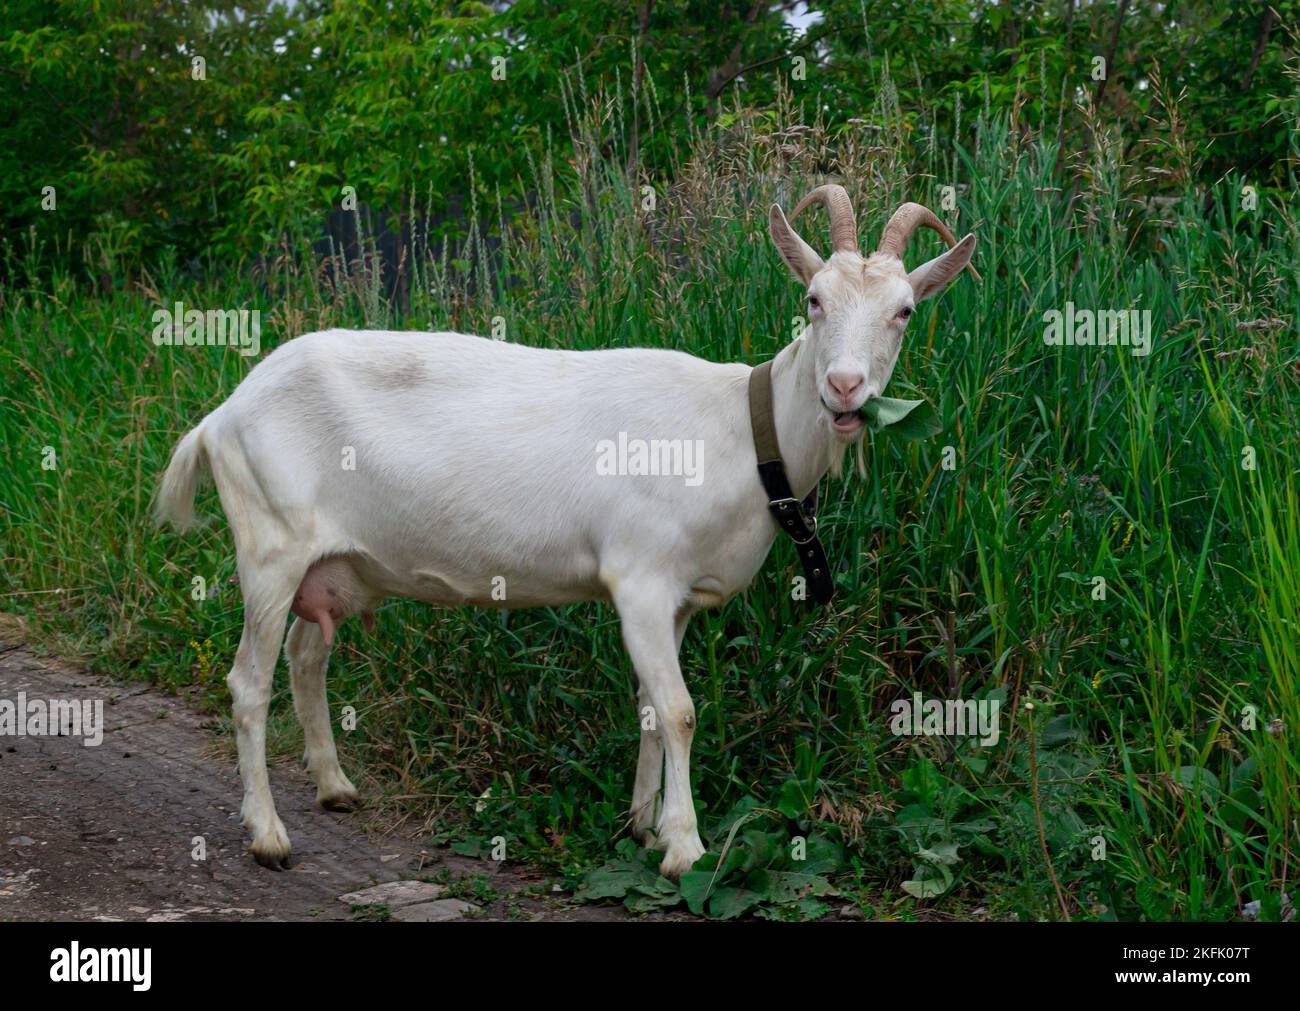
[769,497,818,544]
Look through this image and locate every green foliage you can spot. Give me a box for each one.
[3,2,1296,274]
[0,0,309,271]
[577,802,843,920]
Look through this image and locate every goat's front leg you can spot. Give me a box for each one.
[630,683,664,843]
[615,588,705,878]
[630,606,694,844]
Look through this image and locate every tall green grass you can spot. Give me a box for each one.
[2,83,1297,920]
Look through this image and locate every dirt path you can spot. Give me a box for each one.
[0,641,629,922]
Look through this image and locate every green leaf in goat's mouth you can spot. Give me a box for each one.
[856,396,942,441]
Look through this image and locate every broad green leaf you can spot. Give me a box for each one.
[677,870,715,915]
[709,887,763,919]
[917,841,960,866]
[764,871,837,902]
[794,834,845,875]
[576,864,642,901]
[902,860,954,899]
[776,778,811,819]
[1174,766,1221,797]
[859,396,942,440]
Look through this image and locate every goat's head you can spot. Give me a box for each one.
[769,185,978,441]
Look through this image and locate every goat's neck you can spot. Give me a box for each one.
[767,338,835,500]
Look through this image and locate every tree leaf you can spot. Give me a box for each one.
[858,396,942,440]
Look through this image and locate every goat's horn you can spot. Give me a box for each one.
[877,202,982,281]
[788,184,859,254]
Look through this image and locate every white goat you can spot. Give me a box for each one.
[156,187,976,877]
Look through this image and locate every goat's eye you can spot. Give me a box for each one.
[808,296,820,311]
[898,306,913,320]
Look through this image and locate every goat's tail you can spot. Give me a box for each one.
[155,422,210,531]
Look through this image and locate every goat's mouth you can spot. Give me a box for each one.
[822,398,867,436]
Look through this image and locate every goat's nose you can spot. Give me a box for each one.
[827,371,865,403]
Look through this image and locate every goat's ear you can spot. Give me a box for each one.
[768,204,825,285]
[907,233,976,301]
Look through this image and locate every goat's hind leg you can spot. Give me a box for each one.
[228,561,301,869]
[286,616,359,811]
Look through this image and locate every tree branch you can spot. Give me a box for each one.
[1093,0,1131,112]
[1241,5,1278,92]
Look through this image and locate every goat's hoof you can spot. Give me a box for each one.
[317,775,361,812]
[248,820,293,869]
[319,790,360,813]
[250,841,293,870]
[253,849,293,871]
[658,836,706,880]
[631,823,657,847]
